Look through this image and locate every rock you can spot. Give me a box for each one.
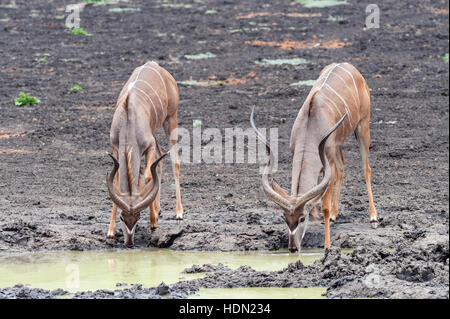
[156,282,170,295]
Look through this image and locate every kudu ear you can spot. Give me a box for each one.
[271,179,290,201]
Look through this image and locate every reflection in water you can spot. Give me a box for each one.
[0,248,327,293]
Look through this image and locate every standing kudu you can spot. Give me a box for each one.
[106,61,184,247]
[251,62,378,253]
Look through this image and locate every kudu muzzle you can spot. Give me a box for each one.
[288,213,310,253]
[121,221,137,248]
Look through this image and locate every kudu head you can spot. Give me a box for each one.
[106,152,167,247]
[251,107,346,253]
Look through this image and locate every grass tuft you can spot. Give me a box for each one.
[36,53,50,63]
[14,92,40,106]
[71,85,84,91]
[70,27,89,35]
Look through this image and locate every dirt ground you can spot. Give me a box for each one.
[0,0,448,298]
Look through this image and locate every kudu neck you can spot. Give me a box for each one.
[117,134,141,196]
[291,142,323,197]
[290,106,330,197]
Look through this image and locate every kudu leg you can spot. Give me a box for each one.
[107,149,119,238]
[331,147,345,222]
[321,153,336,249]
[144,148,160,230]
[107,204,118,238]
[356,120,378,227]
[154,145,163,217]
[165,115,184,220]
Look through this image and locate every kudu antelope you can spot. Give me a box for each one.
[106,61,184,247]
[251,62,378,253]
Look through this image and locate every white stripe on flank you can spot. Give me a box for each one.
[322,95,345,129]
[132,89,156,119]
[336,64,360,105]
[330,71,358,106]
[133,86,159,121]
[318,63,341,90]
[115,67,143,107]
[141,65,167,94]
[323,101,340,122]
[134,79,165,114]
[322,94,343,116]
[323,101,334,114]
[325,83,352,124]
[115,63,166,121]
[323,94,345,119]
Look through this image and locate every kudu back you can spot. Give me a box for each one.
[251,62,378,253]
[106,61,184,247]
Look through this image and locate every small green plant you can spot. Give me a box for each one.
[71,85,83,91]
[184,52,216,60]
[14,92,40,106]
[4,1,17,8]
[193,120,203,128]
[29,10,40,17]
[290,80,316,87]
[444,53,449,63]
[70,27,88,35]
[327,15,344,22]
[160,3,192,8]
[36,53,50,63]
[254,58,309,66]
[109,7,141,13]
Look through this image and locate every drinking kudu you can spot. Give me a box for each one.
[251,63,378,253]
[106,61,184,247]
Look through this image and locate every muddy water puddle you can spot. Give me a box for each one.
[0,248,327,295]
[190,287,327,299]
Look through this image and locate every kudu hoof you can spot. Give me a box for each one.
[370,220,379,229]
[106,232,115,239]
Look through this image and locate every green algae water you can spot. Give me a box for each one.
[190,287,327,299]
[0,248,325,293]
